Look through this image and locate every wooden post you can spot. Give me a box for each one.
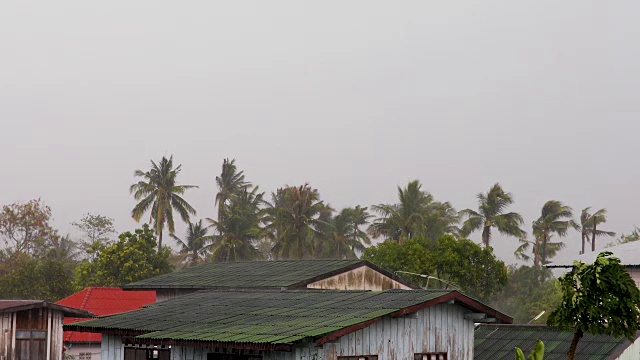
[46,309,52,360]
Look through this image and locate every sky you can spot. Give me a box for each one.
[1,1,638,264]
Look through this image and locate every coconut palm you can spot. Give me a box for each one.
[215,158,250,222]
[515,227,566,266]
[318,207,372,259]
[368,180,458,243]
[208,186,265,262]
[533,200,578,264]
[460,183,525,247]
[580,207,615,254]
[130,156,198,248]
[266,184,332,259]
[170,220,212,267]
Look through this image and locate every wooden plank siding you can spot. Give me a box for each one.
[0,309,66,360]
[307,266,412,291]
[102,303,474,360]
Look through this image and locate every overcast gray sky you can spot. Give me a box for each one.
[1,1,638,263]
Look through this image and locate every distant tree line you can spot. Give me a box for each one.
[0,155,636,323]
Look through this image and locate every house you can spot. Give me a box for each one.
[475,324,640,360]
[123,260,417,302]
[0,300,93,360]
[65,289,511,360]
[55,287,156,360]
[546,241,640,285]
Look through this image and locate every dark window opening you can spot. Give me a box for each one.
[124,347,170,360]
[337,356,378,360]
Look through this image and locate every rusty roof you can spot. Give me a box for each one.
[0,300,94,318]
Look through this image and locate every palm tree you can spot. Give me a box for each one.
[580,207,615,254]
[318,207,372,259]
[215,158,250,222]
[533,200,577,264]
[170,220,212,267]
[130,156,198,248]
[208,186,265,262]
[265,184,332,259]
[515,227,566,266]
[368,180,458,243]
[459,183,525,247]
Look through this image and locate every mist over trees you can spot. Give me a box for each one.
[0,155,636,324]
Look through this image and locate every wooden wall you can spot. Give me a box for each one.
[307,266,412,291]
[102,303,474,360]
[0,308,65,360]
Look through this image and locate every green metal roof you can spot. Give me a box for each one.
[123,259,405,290]
[475,324,636,360]
[67,289,455,346]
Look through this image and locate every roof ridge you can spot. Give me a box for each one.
[80,287,93,310]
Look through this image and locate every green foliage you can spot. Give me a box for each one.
[0,249,77,301]
[607,226,640,247]
[579,208,615,254]
[75,225,173,288]
[266,184,333,260]
[460,183,525,247]
[515,340,545,360]
[490,265,561,323]
[130,155,198,248]
[368,180,459,243]
[363,234,508,301]
[170,219,212,267]
[547,252,640,360]
[520,200,577,266]
[316,206,372,259]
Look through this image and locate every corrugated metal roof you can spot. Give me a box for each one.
[123,259,415,290]
[547,241,640,268]
[123,260,375,290]
[55,287,156,343]
[67,289,509,347]
[0,299,94,318]
[474,324,636,360]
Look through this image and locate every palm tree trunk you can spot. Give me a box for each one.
[591,223,597,252]
[567,328,583,360]
[542,230,548,264]
[158,229,163,249]
[482,226,491,247]
[581,233,586,255]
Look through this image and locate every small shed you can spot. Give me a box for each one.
[475,324,640,360]
[0,300,93,360]
[123,260,416,302]
[55,287,156,360]
[66,289,511,360]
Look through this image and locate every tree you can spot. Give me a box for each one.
[579,208,615,254]
[72,213,116,245]
[266,184,332,260]
[0,199,57,255]
[547,252,640,360]
[362,235,508,301]
[170,220,212,267]
[208,186,265,262]
[532,201,577,265]
[0,242,78,301]
[130,156,198,248]
[490,265,561,323]
[460,183,525,247]
[607,226,640,247]
[215,158,250,222]
[317,206,372,259]
[75,225,173,288]
[368,180,459,243]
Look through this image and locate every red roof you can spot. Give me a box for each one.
[56,287,155,343]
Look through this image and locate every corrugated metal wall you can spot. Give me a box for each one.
[103,302,474,360]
